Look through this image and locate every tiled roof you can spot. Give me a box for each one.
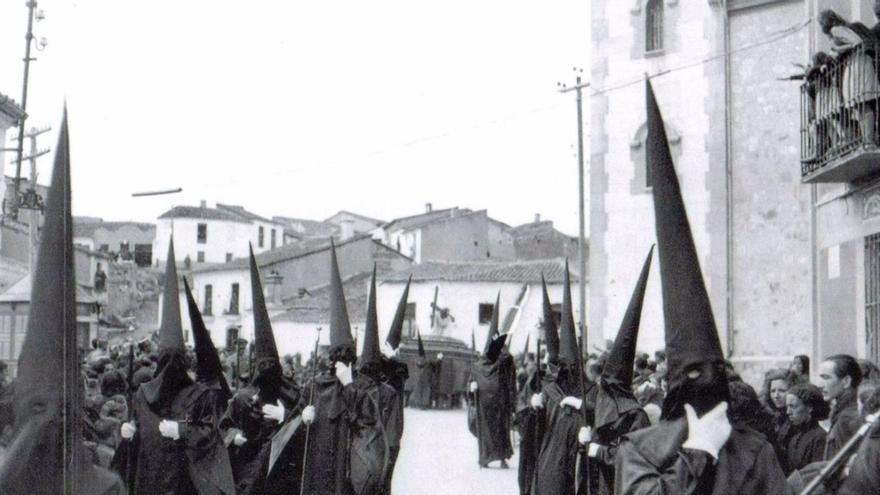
[378,258,581,284]
[158,206,250,223]
[324,210,385,226]
[383,207,473,231]
[0,275,97,304]
[273,216,340,238]
[273,271,372,323]
[216,204,278,224]
[73,219,155,238]
[191,233,376,274]
[0,93,25,120]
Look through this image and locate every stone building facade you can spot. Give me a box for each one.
[591,0,813,384]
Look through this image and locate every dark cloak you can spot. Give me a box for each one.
[114,376,236,495]
[532,377,587,495]
[470,356,515,465]
[378,356,408,494]
[350,372,392,495]
[411,358,440,409]
[300,372,373,495]
[514,365,545,495]
[219,376,304,495]
[614,418,792,494]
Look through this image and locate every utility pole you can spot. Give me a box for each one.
[558,69,590,358]
[9,0,47,221]
[11,126,51,275]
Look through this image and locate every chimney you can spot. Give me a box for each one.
[425,202,433,213]
[264,270,284,306]
[340,219,355,240]
[534,213,541,223]
[200,200,207,209]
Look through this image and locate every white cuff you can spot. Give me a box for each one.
[587,443,601,458]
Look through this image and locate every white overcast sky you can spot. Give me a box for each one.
[0,1,589,234]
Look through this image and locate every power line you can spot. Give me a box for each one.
[590,18,812,97]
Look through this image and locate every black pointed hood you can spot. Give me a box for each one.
[541,274,560,363]
[602,246,653,387]
[385,276,411,350]
[485,333,508,363]
[647,80,727,413]
[360,265,382,368]
[595,246,654,431]
[416,331,426,358]
[328,239,355,354]
[158,239,185,352]
[184,278,231,400]
[249,245,280,364]
[0,110,122,494]
[142,239,194,407]
[482,293,501,358]
[558,261,579,367]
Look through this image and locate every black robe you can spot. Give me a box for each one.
[514,367,545,495]
[780,420,825,475]
[410,359,439,409]
[470,357,514,466]
[351,373,392,495]
[587,406,651,495]
[115,382,235,495]
[614,417,793,494]
[837,425,880,495]
[300,373,373,495]
[219,381,305,495]
[532,380,586,495]
[380,358,408,494]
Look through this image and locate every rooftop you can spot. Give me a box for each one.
[216,203,279,224]
[274,271,373,323]
[273,216,339,238]
[0,93,25,121]
[0,275,97,304]
[73,218,155,238]
[158,205,251,223]
[324,210,385,226]
[382,207,473,231]
[378,258,582,284]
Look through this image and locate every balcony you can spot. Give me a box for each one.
[801,42,880,184]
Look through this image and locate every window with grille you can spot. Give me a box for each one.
[646,0,663,53]
[478,303,495,324]
[258,226,265,248]
[197,223,207,244]
[865,234,880,363]
[228,283,240,315]
[271,229,277,249]
[197,251,205,263]
[204,285,213,316]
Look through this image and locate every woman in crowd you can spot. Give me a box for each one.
[781,383,829,475]
[761,368,792,441]
[790,354,811,384]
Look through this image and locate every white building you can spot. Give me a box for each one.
[376,258,587,356]
[0,93,25,215]
[154,202,287,266]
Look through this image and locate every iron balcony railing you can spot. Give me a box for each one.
[801,41,880,180]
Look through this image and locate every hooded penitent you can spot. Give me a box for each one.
[595,246,653,431]
[416,331,426,358]
[328,240,355,359]
[385,276,411,351]
[482,293,501,359]
[248,245,287,402]
[184,278,231,401]
[359,265,383,375]
[0,110,123,494]
[647,79,728,418]
[541,274,560,363]
[557,261,579,368]
[141,239,194,409]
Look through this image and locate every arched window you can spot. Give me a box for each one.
[646,0,663,52]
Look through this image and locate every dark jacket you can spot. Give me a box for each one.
[825,389,861,460]
[614,417,793,494]
[780,420,826,474]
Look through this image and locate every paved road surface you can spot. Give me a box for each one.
[392,408,520,494]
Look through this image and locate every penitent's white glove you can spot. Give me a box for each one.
[560,396,583,410]
[158,419,180,441]
[233,433,247,446]
[383,342,399,357]
[121,421,136,439]
[335,362,353,386]
[302,405,316,425]
[469,381,479,393]
[261,400,286,423]
[681,402,732,460]
[530,393,544,409]
[578,426,592,445]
